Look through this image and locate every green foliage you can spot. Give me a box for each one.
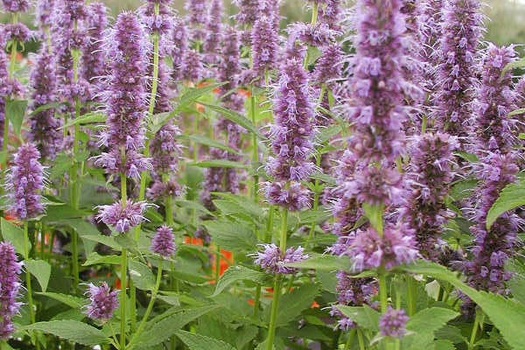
[0,218,27,258]
[486,180,525,229]
[175,330,237,350]
[25,259,51,292]
[212,266,267,297]
[23,320,110,346]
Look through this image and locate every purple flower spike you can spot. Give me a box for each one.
[252,16,279,78]
[203,0,223,64]
[85,282,119,322]
[312,43,343,86]
[29,49,62,160]
[83,2,109,93]
[151,226,176,258]
[1,0,29,13]
[96,200,151,233]
[171,17,188,80]
[432,0,483,140]
[36,0,55,30]
[254,244,308,274]
[379,307,409,339]
[0,242,22,339]
[5,143,46,220]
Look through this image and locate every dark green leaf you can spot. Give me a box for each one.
[83,253,121,266]
[486,180,525,230]
[25,259,51,292]
[128,259,155,291]
[402,308,459,350]
[212,266,267,297]
[201,102,264,139]
[23,320,109,346]
[188,159,248,169]
[204,220,257,251]
[275,284,319,326]
[183,134,240,154]
[285,253,351,271]
[0,218,27,258]
[60,112,107,129]
[338,305,380,332]
[35,292,84,308]
[175,330,236,350]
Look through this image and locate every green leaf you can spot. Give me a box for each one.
[338,305,380,332]
[212,266,267,297]
[275,284,319,326]
[501,57,525,77]
[200,102,264,139]
[285,253,351,271]
[204,221,257,252]
[25,259,51,292]
[35,292,84,308]
[128,259,155,291]
[188,159,248,169]
[60,112,107,129]
[1,218,27,258]
[402,308,459,350]
[401,261,525,350]
[6,99,27,137]
[433,340,456,350]
[43,204,86,222]
[362,203,384,234]
[29,101,63,115]
[175,330,236,350]
[23,320,109,346]
[486,180,525,230]
[50,153,74,179]
[183,134,240,154]
[83,253,121,266]
[136,305,220,347]
[509,108,525,117]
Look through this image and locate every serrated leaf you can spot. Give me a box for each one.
[175,330,236,350]
[433,339,456,350]
[188,159,248,169]
[35,292,84,308]
[402,308,459,350]
[23,320,109,346]
[338,305,380,332]
[0,218,27,258]
[184,134,240,154]
[275,284,319,326]
[60,112,107,129]
[212,266,267,297]
[136,305,220,347]
[128,259,155,291]
[6,99,27,137]
[204,220,257,252]
[285,253,351,271]
[201,102,264,139]
[486,180,525,230]
[83,253,121,266]
[25,259,51,292]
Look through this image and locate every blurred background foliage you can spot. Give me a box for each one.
[1,0,525,52]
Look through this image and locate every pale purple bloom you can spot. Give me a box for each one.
[432,0,483,140]
[319,0,343,30]
[151,226,176,258]
[29,49,62,160]
[203,0,223,64]
[336,271,377,305]
[254,244,309,274]
[252,16,279,78]
[35,0,55,30]
[2,23,31,43]
[82,2,109,95]
[379,307,409,338]
[96,200,151,233]
[180,49,204,82]
[139,0,173,36]
[0,242,22,339]
[312,44,343,86]
[185,0,206,41]
[171,17,188,80]
[287,22,337,48]
[401,133,458,261]
[1,0,29,12]
[85,282,119,322]
[5,143,46,220]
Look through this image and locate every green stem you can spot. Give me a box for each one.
[120,248,128,349]
[344,329,356,350]
[311,2,319,25]
[265,277,283,350]
[214,246,221,283]
[378,269,388,313]
[252,285,261,318]
[468,309,482,350]
[357,328,365,350]
[126,264,163,350]
[24,222,40,350]
[407,275,416,316]
[279,208,288,252]
[265,205,275,243]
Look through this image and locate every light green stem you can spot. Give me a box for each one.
[357,329,365,350]
[126,264,163,350]
[407,275,416,316]
[344,329,356,350]
[378,269,388,313]
[24,222,41,350]
[468,309,482,350]
[120,247,128,349]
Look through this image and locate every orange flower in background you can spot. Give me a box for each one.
[210,248,234,284]
[184,236,204,246]
[238,88,251,98]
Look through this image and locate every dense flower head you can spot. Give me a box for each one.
[264,181,311,211]
[218,27,242,97]
[96,200,151,233]
[329,307,356,331]
[466,152,520,295]
[312,43,343,86]
[379,307,409,338]
[0,242,22,339]
[203,0,223,64]
[252,16,279,78]
[318,0,343,30]
[1,0,29,12]
[98,12,151,176]
[336,271,377,305]
[185,0,206,40]
[171,17,188,80]
[267,58,315,182]
[180,49,204,82]
[82,2,109,92]
[85,282,119,322]
[347,165,404,207]
[2,23,31,43]
[472,44,519,154]
[401,132,458,260]
[139,0,173,35]
[233,0,265,26]
[29,49,62,160]
[346,0,411,162]
[36,0,55,29]
[432,0,483,140]
[150,122,183,176]
[0,30,23,98]
[5,143,46,220]
[349,224,418,272]
[254,244,309,274]
[287,22,338,48]
[147,179,182,201]
[151,226,176,257]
